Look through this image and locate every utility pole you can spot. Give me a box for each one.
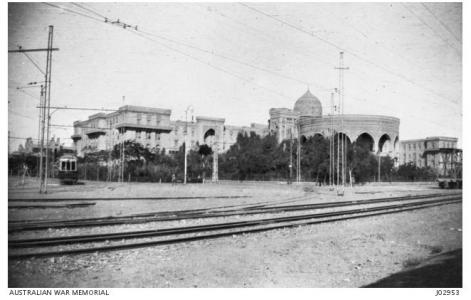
[43,26,55,193]
[296,120,301,183]
[184,106,193,184]
[107,123,112,182]
[378,154,381,182]
[335,52,349,195]
[9,26,59,193]
[329,92,334,188]
[212,141,219,182]
[37,85,45,179]
[289,128,293,184]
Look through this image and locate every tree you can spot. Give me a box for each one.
[350,142,378,183]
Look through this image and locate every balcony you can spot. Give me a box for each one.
[114,122,172,133]
[85,128,107,139]
[71,134,82,141]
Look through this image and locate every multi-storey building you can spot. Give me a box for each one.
[399,136,461,176]
[71,105,268,157]
[14,137,73,156]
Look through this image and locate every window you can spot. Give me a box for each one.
[146,132,151,140]
[147,114,152,124]
[137,113,142,125]
[71,161,76,171]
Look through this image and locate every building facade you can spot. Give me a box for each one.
[71,105,268,157]
[399,136,461,176]
[269,90,401,157]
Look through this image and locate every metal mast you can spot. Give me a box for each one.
[336,52,349,195]
[329,91,334,188]
[43,26,54,193]
[9,26,58,193]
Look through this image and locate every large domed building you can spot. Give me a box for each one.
[293,90,323,117]
[268,90,400,157]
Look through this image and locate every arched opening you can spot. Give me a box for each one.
[356,132,375,152]
[333,132,351,145]
[313,133,324,141]
[300,135,308,144]
[378,134,392,154]
[204,128,216,146]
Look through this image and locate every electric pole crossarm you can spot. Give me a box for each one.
[8,48,59,53]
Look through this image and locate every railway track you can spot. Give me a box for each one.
[8,195,250,202]
[8,194,461,259]
[8,192,461,232]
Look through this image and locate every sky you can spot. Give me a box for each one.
[7,2,462,150]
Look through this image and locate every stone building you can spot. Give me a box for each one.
[269,90,400,157]
[14,137,73,156]
[399,136,461,176]
[71,105,268,157]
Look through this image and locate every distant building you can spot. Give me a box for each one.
[71,105,268,157]
[399,136,462,176]
[13,137,74,157]
[269,90,400,157]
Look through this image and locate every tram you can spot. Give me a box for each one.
[58,154,79,184]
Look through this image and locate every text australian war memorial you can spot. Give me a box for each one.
[71,89,402,180]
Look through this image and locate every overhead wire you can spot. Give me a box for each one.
[70,2,107,19]
[22,52,46,76]
[137,29,311,87]
[38,2,461,133]
[401,3,461,55]
[42,2,104,23]
[421,3,461,43]
[240,3,460,106]
[42,2,304,101]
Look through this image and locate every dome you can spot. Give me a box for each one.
[293,90,322,117]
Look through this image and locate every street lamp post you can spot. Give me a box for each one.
[44,108,60,193]
[184,105,193,184]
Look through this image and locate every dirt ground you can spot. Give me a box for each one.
[8,178,462,287]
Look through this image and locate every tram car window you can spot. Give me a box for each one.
[58,155,79,184]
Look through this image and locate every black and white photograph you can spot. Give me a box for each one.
[5,0,465,291]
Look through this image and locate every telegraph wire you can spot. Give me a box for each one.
[421,3,461,44]
[9,109,36,121]
[137,29,311,87]
[10,87,42,102]
[42,2,104,23]
[42,2,309,100]
[36,106,118,112]
[240,3,460,106]
[70,2,107,20]
[39,3,461,128]
[21,51,46,76]
[126,30,294,101]
[67,3,314,88]
[401,3,461,55]
[43,2,393,107]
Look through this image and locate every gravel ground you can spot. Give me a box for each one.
[8,202,462,287]
[8,177,457,222]
[8,178,462,287]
